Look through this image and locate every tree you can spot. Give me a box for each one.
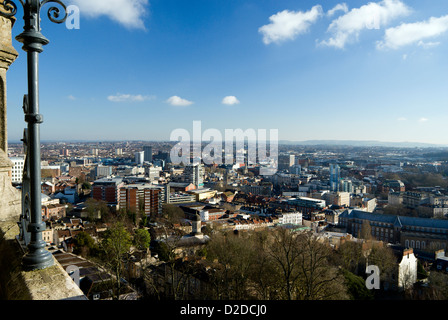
[140,213,149,228]
[247,230,282,300]
[266,228,302,300]
[359,220,373,241]
[417,260,428,280]
[81,181,91,190]
[294,231,348,300]
[99,222,132,299]
[73,231,96,257]
[427,271,448,299]
[334,240,363,275]
[206,231,257,299]
[366,244,397,289]
[134,228,151,251]
[85,198,109,222]
[162,203,185,223]
[343,270,374,300]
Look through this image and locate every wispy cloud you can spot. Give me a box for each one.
[166,96,194,107]
[327,3,349,17]
[259,5,323,45]
[69,0,149,30]
[222,96,240,105]
[320,0,410,49]
[419,118,429,122]
[377,14,448,50]
[108,93,154,102]
[68,95,76,100]
[397,117,407,121]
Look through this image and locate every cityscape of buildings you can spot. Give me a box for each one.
[5,139,448,301]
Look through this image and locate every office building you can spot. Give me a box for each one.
[183,163,204,188]
[92,177,124,207]
[95,165,112,178]
[323,192,350,207]
[278,154,295,172]
[10,156,25,184]
[339,179,353,193]
[134,151,144,165]
[329,164,340,192]
[146,166,162,183]
[153,151,171,164]
[143,146,152,162]
[289,164,301,175]
[119,184,164,217]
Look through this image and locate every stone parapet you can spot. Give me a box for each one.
[0,149,20,222]
[0,220,87,300]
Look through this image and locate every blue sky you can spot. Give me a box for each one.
[5,0,448,145]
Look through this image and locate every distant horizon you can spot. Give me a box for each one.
[7,138,448,149]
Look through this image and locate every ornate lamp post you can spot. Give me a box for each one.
[0,0,67,270]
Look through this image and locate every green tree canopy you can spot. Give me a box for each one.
[134,228,151,251]
[73,231,96,257]
[100,222,132,299]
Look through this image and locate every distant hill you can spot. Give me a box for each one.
[278,140,448,148]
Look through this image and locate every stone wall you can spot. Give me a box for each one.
[0,13,18,152]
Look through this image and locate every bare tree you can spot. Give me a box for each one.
[359,220,373,241]
[336,240,363,275]
[206,231,257,299]
[266,228,302,300]
[295,231,348,300]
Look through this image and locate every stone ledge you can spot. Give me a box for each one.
[0,151,21,222]
[0,220,87,300]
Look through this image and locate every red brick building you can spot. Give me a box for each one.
[119,183,164,217]
[92,177,124,207]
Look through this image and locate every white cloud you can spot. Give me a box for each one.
[419,118,429,122]
[68,95,76,100]
[69,0,149,30]
[166,96,193,107]
[418,41,441,49]
[108,93,154,102]
[327,3,349,17]
[222,96,240,105]
[259,5,323,45]
[320,0,410,49]
[377,15,448,50]
[397,117,407,121]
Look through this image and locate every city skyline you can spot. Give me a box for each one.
[5,0,448,145]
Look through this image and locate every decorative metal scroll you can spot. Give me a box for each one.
[0,0,68,23]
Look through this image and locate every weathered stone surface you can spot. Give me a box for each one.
[0,150,21,222]
[0,220,86,300]
[0,14,18,153]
